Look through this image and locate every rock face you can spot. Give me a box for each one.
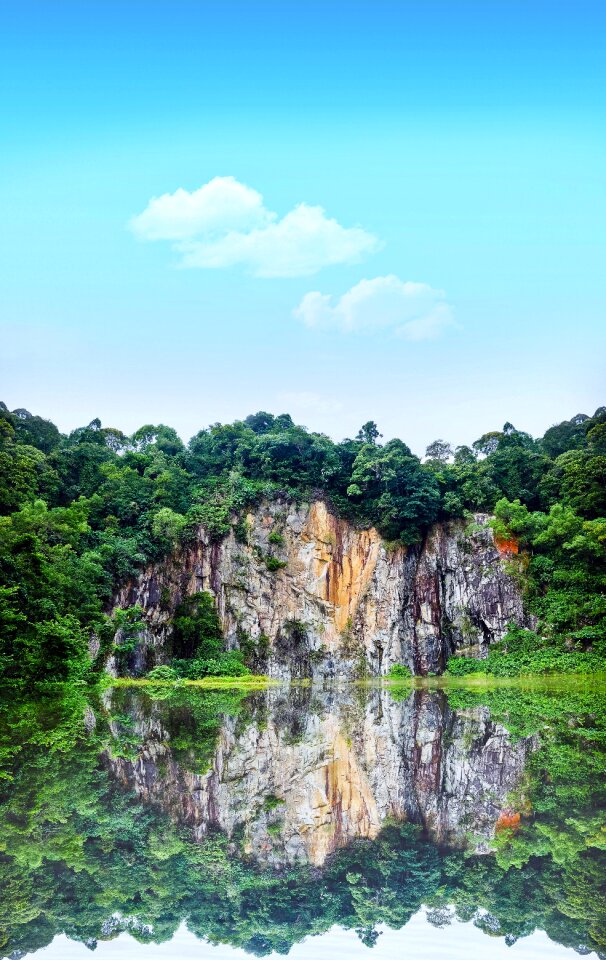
[104,687,535,868]
[111,499,526,678]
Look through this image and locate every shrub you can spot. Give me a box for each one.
[233,516,252,543]
[387,663,412,680]
[445,656,484,676]
[174,651,251,679]
[151,507,186,546]
[146,665,179,682]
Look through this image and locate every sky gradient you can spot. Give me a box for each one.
[1,0,605,454]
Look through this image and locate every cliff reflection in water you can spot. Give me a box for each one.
[105,686,533,866]
[0,683,605,959]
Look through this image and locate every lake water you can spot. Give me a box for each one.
[1,681,604,959]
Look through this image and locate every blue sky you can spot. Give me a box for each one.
[1,0,605,454]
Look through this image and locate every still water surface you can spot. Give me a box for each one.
[1,682,604,959]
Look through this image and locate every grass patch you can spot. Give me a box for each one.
[106,674,276,690]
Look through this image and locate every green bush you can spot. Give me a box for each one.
[446,626,606,677]
[171,592,224,660]
[146,665,179,682]
[174,651,250,679]
[386,663,412,680]
[445,656,484,676]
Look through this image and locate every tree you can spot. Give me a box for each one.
[425,439,453,464]
[454,445,477,465]
[131,424,184,456]
[100,427,129,453]
[542,419,587,458]
[7,407,61,453]
[587,422,606,455]
[348,439,440,542]
[0,423,48,514]
[0,499,106,683]
[557,451,606,519]
[152,507,186,546]
[473,431,502,456]
[244,411,276,434]
[356,421,382,445]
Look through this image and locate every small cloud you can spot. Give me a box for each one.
[278,391,344,415]
[129,177,380,278]
[293,275,455,340]
[129,176,270,241]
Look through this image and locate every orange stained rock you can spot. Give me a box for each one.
[302,501,382,633]
[494,536,519,556]
[304,730,382,866]
[496,810,521,831]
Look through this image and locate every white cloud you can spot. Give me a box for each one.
[278,391,344,415]
[129,177,270,241]
[293,275,455,340]
[129,177,380,277]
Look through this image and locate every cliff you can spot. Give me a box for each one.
[104,687,535,867]
[112,498,526,678]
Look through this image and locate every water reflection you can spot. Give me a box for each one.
[0,683,604,959]
[104,686,533,865]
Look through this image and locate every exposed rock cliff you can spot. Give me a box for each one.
[104,687,535,867]
[112,499,526,678]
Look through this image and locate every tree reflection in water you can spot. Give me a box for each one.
[0,682,604,958]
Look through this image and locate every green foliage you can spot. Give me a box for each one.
[387,663,412,680]
[347,438,441,543]
[174,651,250,678]
[1,399,605,684]
[447,628,606,677]
[0,686,604,959]
[171,592,223,660]
[109,606,146,673]
[236,629,271,668]
[0,498,107,684]
[234,515,252,543]
[485,493,606,667]
[168,592,251,679]
[146,665,179,682]
[151,506,186,545]
[446,656,489,675]
[443,683,606,913]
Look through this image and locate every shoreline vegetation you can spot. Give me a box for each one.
[107,673,276,689]
[1,401,605,686]
[22,670,606,693]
